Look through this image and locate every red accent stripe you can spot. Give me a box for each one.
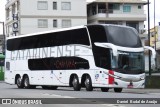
[109,70,114,84]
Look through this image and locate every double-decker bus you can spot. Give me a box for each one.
[5,24,155,92]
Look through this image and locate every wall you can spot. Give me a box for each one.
[20,18,87,34]
[20,0,86,17]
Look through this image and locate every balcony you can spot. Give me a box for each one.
[5,0,17,8]
[88,9,146,21]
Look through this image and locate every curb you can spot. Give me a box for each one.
[0,81,4,83]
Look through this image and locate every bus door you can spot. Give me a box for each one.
[99,57,109,82]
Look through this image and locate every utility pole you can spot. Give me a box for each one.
[0,22,5,54]
[154,0,157,70]
[147,0,151,76]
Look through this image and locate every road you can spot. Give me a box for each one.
[0,81,160,107]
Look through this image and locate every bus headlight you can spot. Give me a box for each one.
[140,75,145,80]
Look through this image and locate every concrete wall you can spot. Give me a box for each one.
[20,18,87,34]
[20,0,86,17]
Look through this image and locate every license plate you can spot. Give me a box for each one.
[127,85,133,88]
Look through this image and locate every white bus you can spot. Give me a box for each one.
[5,24,155,92]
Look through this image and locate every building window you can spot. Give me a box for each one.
[62,20,71,28]
[38,19,48,28]
[12,4,16,15]
[53,19,57,27]
[138,5,141,9]
[37,1,48,10]
[53,2,57,10]
[61,2,71,10]
[17,1,20,11]
[126,21,139,32]
[113,4,120,10]
[123,5,131,12]
[6,8,9,19]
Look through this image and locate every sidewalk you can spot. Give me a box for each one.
[123,88,160,94]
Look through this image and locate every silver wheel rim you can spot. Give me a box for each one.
[73,78,77,87]
[85,78,89,86]
[17,78,21,86]
[24,78,29,87]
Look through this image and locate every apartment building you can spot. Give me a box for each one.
[87,0,147,36]
[150,25,160,69]
[0,35,4,53]
[5,0,87,36]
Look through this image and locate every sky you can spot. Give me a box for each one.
[0,0,160,34]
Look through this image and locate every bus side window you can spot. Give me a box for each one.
[6,62,10,70]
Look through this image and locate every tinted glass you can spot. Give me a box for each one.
[87,25,111,69]
[111,51,145,74]
[7,28,90,51]
[105,25,142,48]
[28,57,89,70]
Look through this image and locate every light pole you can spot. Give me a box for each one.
[154,0,157,70]
[0,22,5,54]
[147,0,151,76]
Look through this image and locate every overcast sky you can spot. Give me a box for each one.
[0,0,160,34]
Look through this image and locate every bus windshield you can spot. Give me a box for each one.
[111,51,145,74]
[105,25,142,48]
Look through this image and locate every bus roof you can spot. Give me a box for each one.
[86,24,136,30]
[7,24,135,40]
[6,25,86,40]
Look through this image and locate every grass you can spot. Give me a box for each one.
[145,76,160,88]
[0,71,4,80]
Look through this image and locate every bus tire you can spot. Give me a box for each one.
[85,75,93,91]
[23,75,33,89]
[101,88,109,92]
[72,75,81,91]
[114,88,123,93]
[16,76,24,88]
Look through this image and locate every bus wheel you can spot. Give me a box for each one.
[23,76,35,89]
[16,76,24,88]
[114,88,123,93]
[85,75,93,91]
[101,88,109,92]
[72,75,81,91]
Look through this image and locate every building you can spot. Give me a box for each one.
[150,26,160,50]
[150,25,160,69]
[87,0,147,37]
[5,0,87,37]
[0,35,4,53]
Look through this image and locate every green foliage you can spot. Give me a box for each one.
[145,76,160,88]
[0,72,4,80]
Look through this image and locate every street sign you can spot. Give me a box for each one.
[12,14,18,20]
[12,22,19,32]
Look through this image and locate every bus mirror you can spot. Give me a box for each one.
[94,42,118,56]
[144,46,156,59]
